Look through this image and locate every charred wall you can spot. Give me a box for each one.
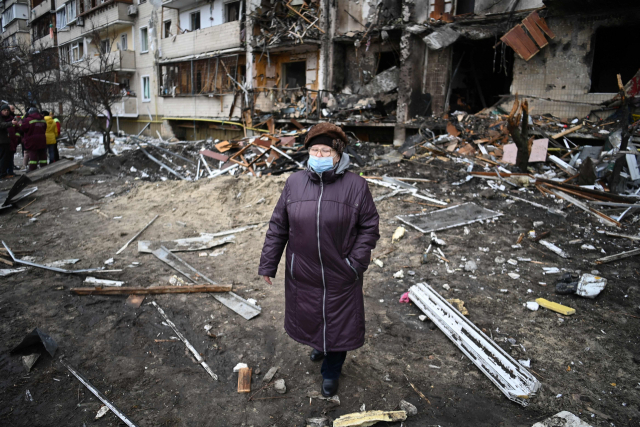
[507,13,640,118]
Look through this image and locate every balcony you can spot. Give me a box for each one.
[2,17,28,37]
[30,0,54,21]
[3,0,29,10]
[84,49,135,73]
[32,34,56,51]
[112,96,137,118]
[160,21,241,61]
[79,0,134,33]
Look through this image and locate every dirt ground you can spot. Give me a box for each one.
[1,150,639,427]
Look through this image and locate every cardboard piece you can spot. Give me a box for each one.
[502,143,518,165]
[528,138,548,163]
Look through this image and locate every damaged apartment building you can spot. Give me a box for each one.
[2,0,639,142]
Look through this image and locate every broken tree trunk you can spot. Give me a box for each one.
[507,98,530,172]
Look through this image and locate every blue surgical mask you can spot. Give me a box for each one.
[308,155,334,173]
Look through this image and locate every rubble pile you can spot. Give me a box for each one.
[250,0,323,48]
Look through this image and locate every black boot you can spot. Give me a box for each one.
[310,349,324,362]
[321,378,339,397]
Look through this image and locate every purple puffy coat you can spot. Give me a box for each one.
[259,154,380,352]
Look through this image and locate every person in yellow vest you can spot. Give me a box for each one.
[42,111,59,164]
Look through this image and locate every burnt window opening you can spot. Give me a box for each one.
[196,71,203,93]
[191,11,201,31]
[376,51,399,75]
[164,20,171,38]
[225,1,241,22]
[456,0,475,15]
[282,61,306,89]
[159,55,240,96]
[449,38,514,114]
[590,25,640,93]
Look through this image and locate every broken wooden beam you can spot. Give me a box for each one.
[71,284,233,295]
[594,247,640,265]
[551,125,582,140]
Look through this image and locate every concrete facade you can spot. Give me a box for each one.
[3,0,639,140]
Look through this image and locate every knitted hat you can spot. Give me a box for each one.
[0,104,9,112]
[304,122,349,157]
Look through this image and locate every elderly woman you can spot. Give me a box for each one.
[259,123,380,397]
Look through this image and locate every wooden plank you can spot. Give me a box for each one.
[535,298,575,315]
[290,118,305,130]
[594,247,640,265]
[549,189,621,228]
[530,11,555,39]
[71,284,233,295]
[501,25,538,61]
[522,15,548,48]
[0,257,14,266]
[26,159,81,183]
[551,125,582,139]
[200,149,229,162]
[238,367,252,393]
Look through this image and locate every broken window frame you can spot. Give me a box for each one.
[158,54,240,97]
[190,11,201,31]
[225,1,241,23]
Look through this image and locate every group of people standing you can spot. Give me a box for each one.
[0,104,61,179]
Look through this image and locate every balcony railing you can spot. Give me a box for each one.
[112,96,137,117]
[160,21,241,60]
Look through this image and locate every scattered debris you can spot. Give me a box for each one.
[397,203,502,233]
[2,241,119,274]
[392,226,406,243]
[594,247,640,265]
[151,301,218,380]
[84,277,124,287]
[399,400,418,416]
[274,379,286,394]
[446,299,469,316]
[115,214,160,255]
[535,298,576,316]
[238,367,252,393]
[538,240,570,259]
[139,234,236,253]
[61,359,139,427]
[95,405,110,420]
[526,302,540,311]
[72,284,232,295]
[333,410,407,427]
[531,411,593,427]
[0,267,28,277]
[262,366,279,383]
[409,283,540,406]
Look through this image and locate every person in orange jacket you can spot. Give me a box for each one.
[42,111,60,163]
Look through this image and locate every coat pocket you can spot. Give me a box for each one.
[345,258,359,282]
[290,254,296,280]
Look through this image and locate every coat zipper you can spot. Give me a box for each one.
[345,258,359,281]
[290,254,295,280]
[316,175,327,355]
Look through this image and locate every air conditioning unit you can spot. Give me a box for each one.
[76,16,84,26]
[127,5,137,15]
